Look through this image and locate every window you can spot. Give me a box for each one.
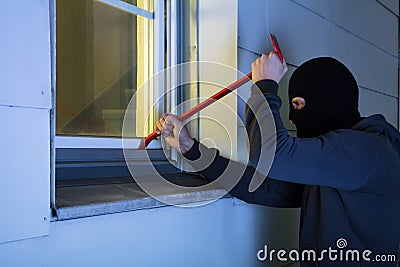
[56,0,162,141]
[54,0,165,212]
[52,0,202,218]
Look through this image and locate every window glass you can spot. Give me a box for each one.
[56,0,154,138]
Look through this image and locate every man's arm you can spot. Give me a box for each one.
[184,140,303,208]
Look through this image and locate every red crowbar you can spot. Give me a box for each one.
[139,34,284,149]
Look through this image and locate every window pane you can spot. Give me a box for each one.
[56,0,153,138]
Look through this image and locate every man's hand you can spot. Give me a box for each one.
[251,52,288,84]
[155,114,194,154]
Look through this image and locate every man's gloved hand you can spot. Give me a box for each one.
[155,113,195,154]
[251,52,288,84]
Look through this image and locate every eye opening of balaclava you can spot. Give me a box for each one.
[288,57,361,138]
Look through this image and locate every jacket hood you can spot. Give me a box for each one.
[353,114,400,156]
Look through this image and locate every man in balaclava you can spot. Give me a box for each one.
[155,54,400,266]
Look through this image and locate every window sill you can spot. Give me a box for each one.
[54,174,227,221]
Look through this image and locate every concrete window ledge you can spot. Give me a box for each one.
[55,175,227,221]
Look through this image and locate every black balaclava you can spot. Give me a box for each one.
[288,57,361,138]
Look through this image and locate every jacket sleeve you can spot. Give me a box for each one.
[246,80,376,191]
[184,141,303,208]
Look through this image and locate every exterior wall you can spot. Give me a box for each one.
[0,198,299,267]
[0,0,51,243]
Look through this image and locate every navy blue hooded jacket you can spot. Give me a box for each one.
[184,80,400,266]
